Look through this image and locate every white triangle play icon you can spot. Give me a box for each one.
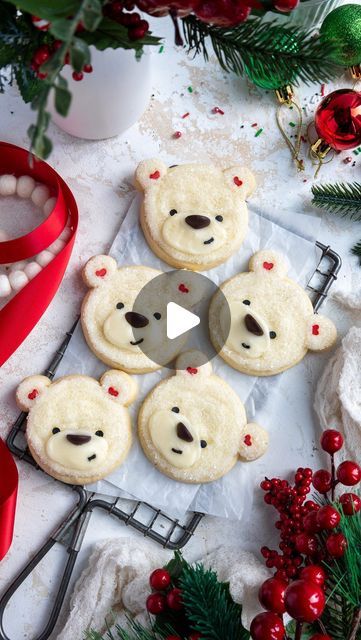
[167,302,200,340]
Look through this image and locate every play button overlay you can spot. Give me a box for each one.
[167,302,200,339]
[130,270,231,370]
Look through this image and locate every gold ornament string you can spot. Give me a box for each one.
[306,122,335,178]
[276,99,305,172]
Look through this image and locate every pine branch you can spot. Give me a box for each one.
[182,15,342,87]
[312,183,361,220]
[86,616,175,640]
[351,241,361,265]
[180,563,249,640]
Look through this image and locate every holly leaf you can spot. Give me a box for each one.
[15,65,43,102]
[54,76,72,116]
[49,18,74,41]
[164,551,189,581]
[28,123,53,159]
[80,17,161,51]
[81,0,102,31]
[70,36,90,71]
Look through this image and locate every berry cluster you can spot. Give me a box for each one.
[104,0,150,39]
[30,42,93,81]
[146,568,201,640]
[250,429,360,640]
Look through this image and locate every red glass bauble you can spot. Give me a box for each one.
[166,587,183,610]
[299,565,326,586]
[284,580,325,622]
[326,532,347,558]
[336,461,361,486]
[250,612,285,640]
[320,429,344,454]
[259,578,287,614]
[149,568,171,591]
[339,492,361,515]
[315,89,361,151]
[316,505,341,530]
[146,593,167,614]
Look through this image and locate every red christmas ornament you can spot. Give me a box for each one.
[258,578,287,614]
[320,429,344,454]
[146,593,167,614]
[299,565,326,586]
[339,492,361,515]
[250,612,285,640]
[149,568,171,591]
[336,461,361,486]
[312,469,332,493]
[316,505,341,530]
[284,580,325,622]
[166,587,183,610]
[326,532,347,558]
[314,89,361,152]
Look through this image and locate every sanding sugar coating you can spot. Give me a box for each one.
[209,249,337,376]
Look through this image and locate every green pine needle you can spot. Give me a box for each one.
[351,241,361,265]
[312,183,361,220]
[182,15,342,87]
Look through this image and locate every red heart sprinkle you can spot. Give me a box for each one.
[244,434,252,446]
[178,283,189,293]
[108,386,119,397]
[263,262,274,270]
[95,268,107,277]
[186,367,198,375]
[233,176,243,187]
[28,389,38,400]
[149,170,160,180]
[312,324,320,336]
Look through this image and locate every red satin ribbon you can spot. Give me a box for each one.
[0,142,78,366]
[0,438,18,561]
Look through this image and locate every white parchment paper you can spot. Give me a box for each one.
[56,195,320,519]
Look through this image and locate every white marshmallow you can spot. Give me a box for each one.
[48,238,66,255]
[43,197,56,216]
[0,275,11,297]
[0,175,17,196]
[9,270,29,292]
[0,229,9,242]
[36,250,53,267]
[24,261,42,280]
[59,226,72,242]
[31,185,50,208]
[16,176,36,199]
[9,261,27,272]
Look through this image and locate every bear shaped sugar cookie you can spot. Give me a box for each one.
[16,370,137,485]
[81,256,190,373]
[138,350,269,483]
[209,250,337,376]
[135,159,256,271]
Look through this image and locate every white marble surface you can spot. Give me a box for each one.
[1,10,361,638]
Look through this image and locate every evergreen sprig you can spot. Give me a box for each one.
[182,15,342,87]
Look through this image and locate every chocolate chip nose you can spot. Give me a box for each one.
[125,311,149,328]
[177,422,194,442]
[185,215,210,229]
[245,314,264,336]
[66,434,91,446]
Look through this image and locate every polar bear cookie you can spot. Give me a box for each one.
[138,350,269,483]
[209,250,337,376]
[81,256,188,373]
[135,159,256,271]
[16,370,137,485]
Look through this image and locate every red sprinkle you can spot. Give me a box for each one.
[181,112,190,119]
[301,135,307,143]
[344,156,352,164]
[251,122,258,128]
[263,262,274,271]
[173,131,182,139]
[233,176,243,187]
[321,84,325,96]
[312,324,320,336]
[244,434,252,446]
[187,367,198,375]
[95,268,107,277]
[28,389,39,400]
[108,386,119,397]
[212,106,224,115]
[178,283,189,293]
[149,170,160,180]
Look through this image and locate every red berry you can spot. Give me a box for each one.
[312,469,332,493]
[295,533,318,556]
[258,578,287,614]
[336,461,361,486]
[261,546,271,558]
[146,593,167,614]
[303,511,322,534]
[149,568,171,591]
[339,492,361,515]
[166,587,183,610]
[128,25,148,39]
[284,580,325,622]
[260,480,271,491]
[320,429,344,454]
[83,64,93,73]
[316,505,341,530]
[72,71,84,81]
[37,71,48,80]
[250,612,285,640]
[34,45,50,66]
[273,0,299,11]
[299,565,326,586]
[326,533,347,558]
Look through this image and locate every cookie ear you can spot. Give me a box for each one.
[16,375,51,411]
[223,166,256,199]
[249,250,288,278]
[175,350,213,378]
[82,255,118,288]
[100,370,137,407]
[239,423,269,461]
[135,159,168,190]
[306,314,337,352]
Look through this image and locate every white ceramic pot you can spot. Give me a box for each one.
[50,46,152,140]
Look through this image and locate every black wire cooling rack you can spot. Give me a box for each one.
[0,241,341,640]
